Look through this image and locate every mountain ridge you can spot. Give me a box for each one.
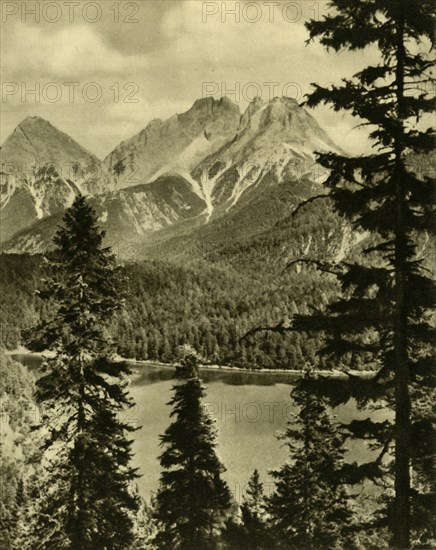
[0,115,111,241]
[104,96,241,191]
[1,96,343,253]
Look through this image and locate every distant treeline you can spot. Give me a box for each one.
[0,252,345,370]
[0,192,359,370]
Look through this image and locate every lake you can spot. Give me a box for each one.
[127,364,392,503]
[11,354,392,504]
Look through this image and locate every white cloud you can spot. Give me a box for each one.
[160,0,309,66]
[3,24,149,79]
[1,0,385,157]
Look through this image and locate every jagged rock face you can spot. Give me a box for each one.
[0,116,111,242]
[1,97,343,253]
[93,175,206,242]
[4,174,207,254]
[104,96,241,188]
[191,97,343,218]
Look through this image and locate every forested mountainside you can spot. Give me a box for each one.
[0,353,38,548]
[0,256,332,370]
[0,195,372,370]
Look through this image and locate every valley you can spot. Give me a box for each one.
[1,95,363,371]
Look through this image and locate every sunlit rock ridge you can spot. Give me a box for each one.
[1,96,342,253]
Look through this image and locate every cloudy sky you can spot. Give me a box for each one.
[1,0,382,158]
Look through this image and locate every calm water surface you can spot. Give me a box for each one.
[12,355,392,502]
[128,365,392,501]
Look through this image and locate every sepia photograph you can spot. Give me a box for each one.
[0,1,434,548]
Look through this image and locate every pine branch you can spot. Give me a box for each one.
[285,258,344,276]
[240,319,295,341]
[289,194,330,218]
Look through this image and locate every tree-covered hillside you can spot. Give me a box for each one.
[0,353,37,549]
[0,194,352,369]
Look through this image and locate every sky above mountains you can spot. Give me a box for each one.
[1,0,383,158]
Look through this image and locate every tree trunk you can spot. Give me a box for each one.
[71,356,87,550]
[393,219,411,549]
[392,1,411,546]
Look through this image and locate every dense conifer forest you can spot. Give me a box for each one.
[0,0,434,548]
[0,196,345,370]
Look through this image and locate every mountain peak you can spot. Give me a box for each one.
[1,115,111,242]
[14,116,61,136]
[7,116,75,146]
[191,95,237,108]
[19,115,50,125]
[104,97,241,186]
[3,116,104,165]
[188,96,240,118]
[235,95,340,153]
[271,95,299,105]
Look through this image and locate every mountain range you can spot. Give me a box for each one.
[0,96,371,369]
[0,97,431,371]
[1,96,343,255]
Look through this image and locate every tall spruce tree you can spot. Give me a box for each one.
[26,195,139,549]
[282,2,434,547]
[223,469,273,550]
[267,370,354,549]
[240,469,273,550]
[241,470,266,536]
[153,345,231,549]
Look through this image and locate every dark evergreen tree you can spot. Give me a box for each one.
[267,370,354,549]
[26,195,140,549]
[153,345,232,549]
[222,469,274,550]
[301,3,435,547]
[241,469,273,549]
[241,470,264,527]
[248,1,435,546]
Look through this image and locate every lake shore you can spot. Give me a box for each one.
[6,348,375,380]
[111,356,376,380]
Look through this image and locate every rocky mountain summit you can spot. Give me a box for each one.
[192,96,342,219]
[0,116,111,241]
[104,96,241,188]
[1,97,343,252]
